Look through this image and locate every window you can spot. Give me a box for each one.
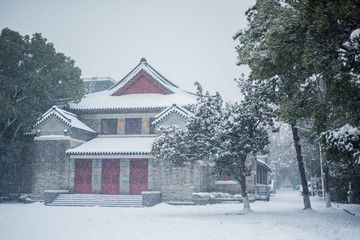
[101,119,117,135]
[218,169,235,181]
[149,117,156,134]
[257,165,267,185]
[125,118,141,134]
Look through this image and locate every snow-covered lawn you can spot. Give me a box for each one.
[1,190,359,240]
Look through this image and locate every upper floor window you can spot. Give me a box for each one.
[101,119,117,135]
[149,117,156,134]
[125,118,141,134]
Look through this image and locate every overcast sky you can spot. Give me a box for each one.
[0,0,255,101]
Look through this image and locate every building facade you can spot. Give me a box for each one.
[32,58,270,202]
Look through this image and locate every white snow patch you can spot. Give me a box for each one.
[70,90,197,111]
[215,181,238,185]
[0,190,359,240]
[66,136,156,155]
[350,29,360,41]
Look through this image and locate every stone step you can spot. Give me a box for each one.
[48,194,143,207]
[167,201,195,206]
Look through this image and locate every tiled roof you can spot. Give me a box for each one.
[34,106,96,133]
[69,58,197,111]
[109,58,178,96]
[152,104,193,125]
[66,136,155,156]
[257,159,272,172]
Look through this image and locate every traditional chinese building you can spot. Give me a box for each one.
[31,58,271,205]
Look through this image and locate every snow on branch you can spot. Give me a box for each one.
[350,29,360,42]
[321,124,360,164]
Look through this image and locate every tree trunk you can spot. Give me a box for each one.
[238,173,251,210]
[291,123,312,210]
[323,162,331,207]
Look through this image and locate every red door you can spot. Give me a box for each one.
[75,159,92,194]
[130,159,148,195]
[102,159,120,195]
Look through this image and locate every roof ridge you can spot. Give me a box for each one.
[109,58,179,96]
[109,61,142,91]
[145,62,178,88]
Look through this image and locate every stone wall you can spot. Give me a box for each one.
[214,181,241,194]
[44,190,69,205]
[120,159,130,194]
[203,163,257,195]
[150,160,205,201]
[142,191,162,207]
[32,138,82,198]
[91,159,102,194]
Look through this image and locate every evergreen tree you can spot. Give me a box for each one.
[0,28,85,194]
[235,0,312,209]
[214,102,269,210]
[235,0,360,207]
[152,83,271,211]
[290,0,360,206]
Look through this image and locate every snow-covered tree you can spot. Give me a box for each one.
[235,0,360,208]
[234,0,313,209]
[152,83,271,211]
[292,0,360,206]
[213,102,269,210]
[321,124,360,164]
[152,83,223,165]
[320,124,360,204]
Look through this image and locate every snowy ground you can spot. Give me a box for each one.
[1,190,359,240]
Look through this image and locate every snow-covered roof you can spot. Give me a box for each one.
[34,106,96,133]
[257,159,272,172]
[152,104,193,125]
[70,89,196,111]
[69,58,197,111]
[110,58,177,95]
[66,136,156,156]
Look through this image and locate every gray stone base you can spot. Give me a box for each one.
[44,190,69,205]
[142,191,162,207]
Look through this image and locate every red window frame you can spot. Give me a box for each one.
[101,119,117,135]
[125,118,142,135]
